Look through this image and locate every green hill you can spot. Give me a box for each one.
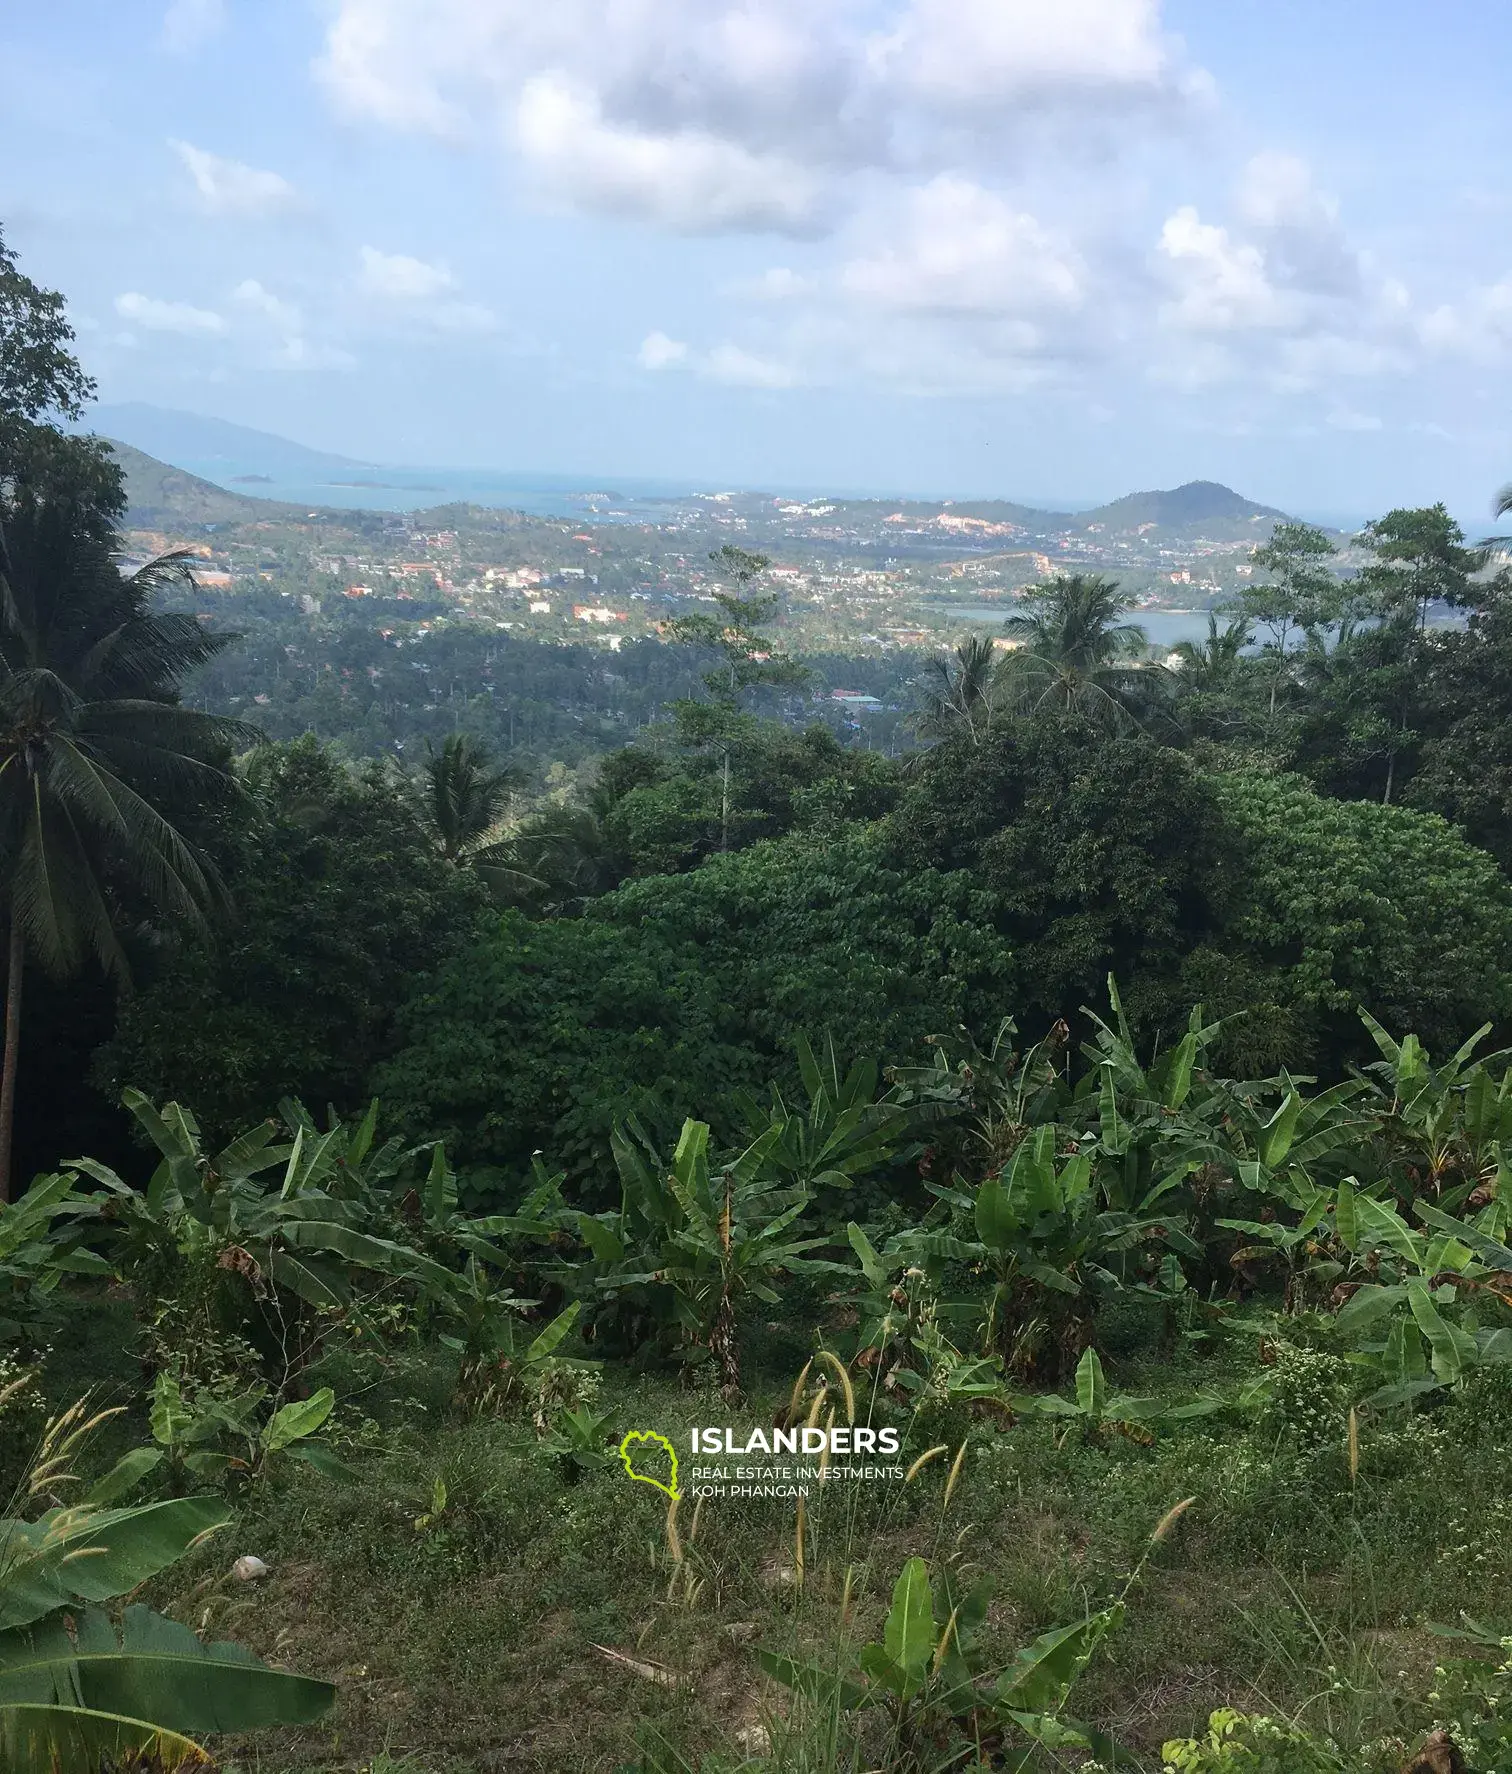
[106,439,304,529]
[1080,479,1291,534]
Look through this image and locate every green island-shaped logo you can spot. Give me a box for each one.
[618,1429,681,1501]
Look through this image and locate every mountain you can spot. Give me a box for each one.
[1078,480,1291,533]
[89,403,371,479]
[107,440,304,528]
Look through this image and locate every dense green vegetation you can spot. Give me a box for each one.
[9,230,1512,1774]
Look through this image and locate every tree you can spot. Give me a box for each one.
[0,224,121,522]
[913,634,1003,745]
[97,737,488,1136]
[998,574,1170,733]
[421,731,521,869]
[1202,770,1512,1066]
[0,484,247,1197]
[888,723,1228,1034]
[1243,522,1340,727]
[1354,505,1480,802]
[374,824,1016,1194]
[1357,504,1480,635]
[0,225,95,441]
[1169,614,1253,692]
[667,546,809,848]
[1402,572,1512,863]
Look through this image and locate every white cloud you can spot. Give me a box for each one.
[872,0,1185,107]
[734,267,810,301]
[161,0,226,54]
[703,343,798,388]
[1420,276,1512,360]
[514,74,821,233]
[639,331,689,370]
[315,0,1208,234]
[114,292,226,335]
[841,178,1082,316]
[232,278,301,330]
[171,141,298,216]
[1157,204,1292,334]
[359,246,454,300]
[1234,152,1361,299]
[636,333,796,387]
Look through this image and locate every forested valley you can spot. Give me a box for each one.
[7,229,1512,1774]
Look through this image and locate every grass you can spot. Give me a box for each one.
[39,1302,1499,1774]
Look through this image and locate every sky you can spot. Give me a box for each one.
[3,0,1511,519]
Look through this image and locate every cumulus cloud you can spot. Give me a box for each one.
[232,278,301,330]
[841,177,1082,316]
[871,0,1185,108]
[1419,276,1512,360]
[171,141,298,216]
[311,0,1504,416]
[355,248,497,334]
[703,343,798,388]
[514,74,821,232]
[1150,158,1424,397]
[636,333,796,387]
[1157,205,1292,334]
[315,0,1207,234]
[114,292,225,335]
[161,0,226,54]
[639,331,689,370]
[359,246,454,300]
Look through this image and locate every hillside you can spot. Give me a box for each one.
[1079,479,1292,535]
[108,439,303,528]
[93,402,370,478]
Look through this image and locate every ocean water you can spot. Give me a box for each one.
[939,606,1227,648]
[184,459,699,521]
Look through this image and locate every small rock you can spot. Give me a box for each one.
[232,1555,269,1582]
[734,1724,771,1755]
[723,1621,759,1643]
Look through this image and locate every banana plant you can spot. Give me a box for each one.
[887,1015,1070,1174]
[1013,1347,1221,1445]
[593,1117,835,1398]
[437,1262,587,1418]
[132,1373,352,1487]
[1216,1167,1345,1313]
[0,1172,113,1344]
[843,1223,1003,1407]
[906,1124,1199,1380]
[731,1032,919,1201]
[760,1555,1126,1770]
[1330,1180,1512,1405]
[1357,1011,1512,1205]
[0,1406,333,1769]
[77,1092,456,1383]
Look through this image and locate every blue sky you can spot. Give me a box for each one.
[4,0,1511,518]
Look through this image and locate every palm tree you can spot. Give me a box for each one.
[998,573,1171,733]
[421,732,521,864]
[0,483,248,1198]
[913,634,1003,744]
[1169,613,1252,692]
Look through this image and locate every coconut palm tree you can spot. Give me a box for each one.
[422,731,521,864]
[998,573,1171,733]
[914,634,1003,745]
[0,483,248,1198]
[1169,613,1253,692]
